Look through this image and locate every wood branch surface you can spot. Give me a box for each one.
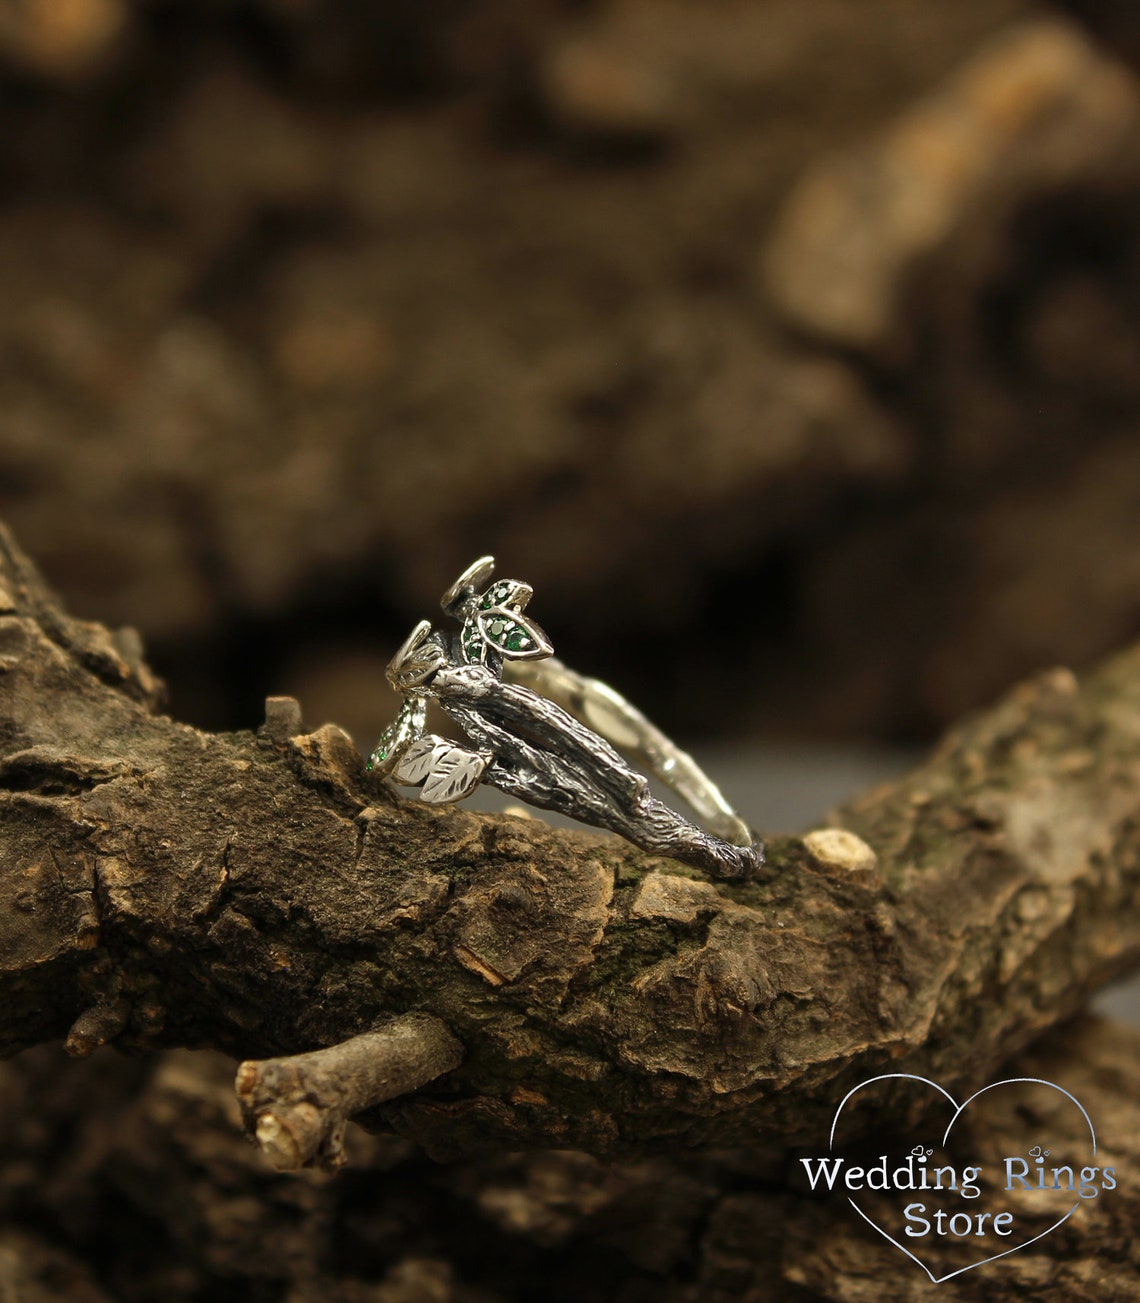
[1,1015,1137,1301]
[2,518,1140,1158]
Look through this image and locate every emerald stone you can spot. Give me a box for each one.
[505,628,530,651]
[489,618,506,637]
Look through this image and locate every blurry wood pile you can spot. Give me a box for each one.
[3,0,1140,738]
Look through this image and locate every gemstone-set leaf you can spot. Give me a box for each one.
[460,577,551,664]
[479,579,532,612]
[462,621,487,665]
[366,696,427,774]
[475,608,551,659]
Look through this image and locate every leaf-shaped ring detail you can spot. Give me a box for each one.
[386,619,447,693]
[476,607,553,660]
[476,578,533,614]
[440,556,496,617]
[392,735,489,804]
[367,696,428,774]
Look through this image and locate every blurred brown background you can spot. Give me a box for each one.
[4,0,1140,756]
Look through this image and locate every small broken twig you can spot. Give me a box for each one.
[234,1014,463,1170]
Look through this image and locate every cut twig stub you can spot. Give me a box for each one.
[235,1015,464,1171]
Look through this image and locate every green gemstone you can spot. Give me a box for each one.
[489,618,506,637]
[481,595,493,608]
[505,628,528,651]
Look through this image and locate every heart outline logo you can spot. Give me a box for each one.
[828,1074,1096,1284]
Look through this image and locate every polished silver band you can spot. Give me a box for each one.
[368,557,763,880]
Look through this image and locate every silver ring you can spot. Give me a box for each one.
[368,557,763,880]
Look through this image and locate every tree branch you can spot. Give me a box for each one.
[235,1014,463,1170]
[2,518,1139,1159]
[2,1015,1137,1299]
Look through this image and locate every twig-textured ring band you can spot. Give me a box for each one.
[368,557,764,880]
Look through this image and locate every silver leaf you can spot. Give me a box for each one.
[392,735,450,786]
[420,746,488,804]
[386,620,447,693]
[441,556,496,616]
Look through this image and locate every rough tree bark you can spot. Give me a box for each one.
[2,515,1140,1175]
[2,999,1137,1299]
[2,995,1140,1292]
